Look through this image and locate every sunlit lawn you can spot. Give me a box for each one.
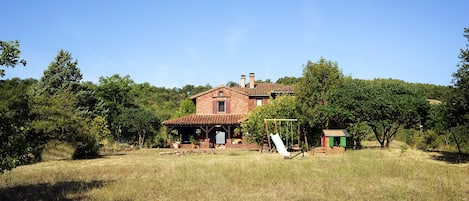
[1,143,468,201]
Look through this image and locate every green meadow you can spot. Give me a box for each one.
[1,143,468,201]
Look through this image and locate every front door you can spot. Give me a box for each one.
[216,131,226,144]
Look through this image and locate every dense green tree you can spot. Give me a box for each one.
[276,76,300,85]
[120,107,161,148]
[0,40,29,173]
[296,57,344,141]
[330,79,429,148]
[226,81,239,87]
[29,92,96,158]
[148,87,179,120]
[426,104,448,134]
[29,50,99,159]
[328,78,370,148]
[445,28,469,156]
[89,116,112,143]
[0,78,36,117]
[76,81,108,119]
[179,84,211,98]
[414,83,450,101]
[175,99,196,117]
[0,40,26,77]
[0,111,28,173]
[0,78,36,173]
[96,74,136,141]
[33,49,82,95]
[242,95,298,145]
[131,83,210,121]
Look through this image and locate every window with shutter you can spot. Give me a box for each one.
[213,101,217,114]
[226,101,230,113]
[218,101,225,113]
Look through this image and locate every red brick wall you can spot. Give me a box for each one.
[195,87,250,114]
[247,97,270,111]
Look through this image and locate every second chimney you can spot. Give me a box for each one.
[240,75,246,88]
[249,73,255,89]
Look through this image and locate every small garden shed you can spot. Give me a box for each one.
[321,129,350,148]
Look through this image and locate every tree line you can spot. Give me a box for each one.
[242,28,469,161]
[1,27,468,173]
[0,45,211,173]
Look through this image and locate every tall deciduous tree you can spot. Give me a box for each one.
[0,78,36,173]
[445,28,469,157]
[96,74,136,141]
[330,79,429,148]
[0,40,26,77]
[120,108,161,148]
[0,39,28,173]
[296,57,344,140]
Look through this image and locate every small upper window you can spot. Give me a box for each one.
[218,101,225,113]
[219,91,224,97]
[256,99,262,106]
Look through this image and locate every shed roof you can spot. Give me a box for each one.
[322,129,350,137]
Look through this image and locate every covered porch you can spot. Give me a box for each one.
[163,114,256,149]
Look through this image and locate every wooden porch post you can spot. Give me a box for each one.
[165,125,173,147]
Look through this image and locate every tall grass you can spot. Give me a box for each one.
[1,147,467,200]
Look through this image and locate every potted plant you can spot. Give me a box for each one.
[189,135,199,149]
[232,128,242,144]
[233,128,241,137]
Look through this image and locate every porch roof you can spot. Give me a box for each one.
[163,114,246,126]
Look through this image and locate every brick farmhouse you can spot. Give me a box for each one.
[163,73,294,148]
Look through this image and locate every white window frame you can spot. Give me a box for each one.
[256,99,262,106]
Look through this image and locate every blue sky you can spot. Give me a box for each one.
[2,0,468,87]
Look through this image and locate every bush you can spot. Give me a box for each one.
[72,132,99,159]
[73,141,99,159]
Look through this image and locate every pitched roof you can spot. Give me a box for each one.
[189,85,247,99]
[189,83,294,100]
[322,129,350,137]
[163,114,246,126]
[231,83,294,97]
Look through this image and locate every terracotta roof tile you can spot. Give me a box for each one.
[231,83,294,96]
[163,114,246,126]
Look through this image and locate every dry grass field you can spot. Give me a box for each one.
[1,142,468,201]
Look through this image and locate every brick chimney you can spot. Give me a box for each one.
[249,73,255,89]
[240,74,246,88]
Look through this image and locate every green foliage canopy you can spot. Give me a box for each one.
[444,27,469,155]
[0,40,26,77]
[296,57,344,131]
[330,79,430,148]
[120,107,161,148]
[242,95,298,144]
[29,50,100,159]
